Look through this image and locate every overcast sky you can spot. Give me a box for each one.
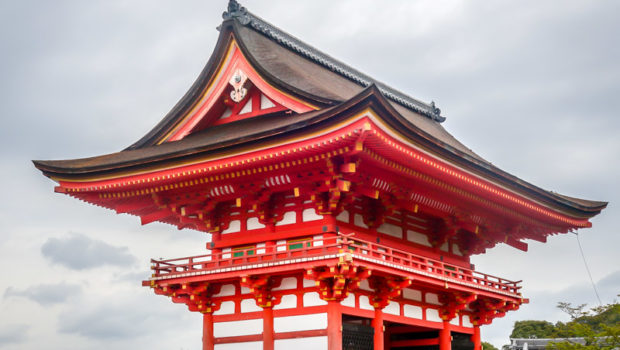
[1,1,618,349]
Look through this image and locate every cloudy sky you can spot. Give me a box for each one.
[1,0,618,349]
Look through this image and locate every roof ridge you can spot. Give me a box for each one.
[222,0,445,122]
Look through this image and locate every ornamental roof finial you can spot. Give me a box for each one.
[223,0,250,25]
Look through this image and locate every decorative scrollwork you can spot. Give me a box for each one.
[229,69,248,103]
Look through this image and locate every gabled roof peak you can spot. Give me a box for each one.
[221,0,445,122]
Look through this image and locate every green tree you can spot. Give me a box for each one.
[511,320,558,338]
[547,300,620,350]
[482,341,499,350]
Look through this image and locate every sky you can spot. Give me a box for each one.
[0,0,619,349]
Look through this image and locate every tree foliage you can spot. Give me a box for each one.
[547,301,620,350]
[508,297,619,350]
[511,320,558,338]
[482,341,499,350]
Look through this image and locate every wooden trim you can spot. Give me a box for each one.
[274,329,327,340]
[214,334,262,344]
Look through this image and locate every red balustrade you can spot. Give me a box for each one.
[150,234,521,296]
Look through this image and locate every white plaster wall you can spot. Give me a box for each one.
[302,208,323,221]
[354,214,368,228]
[214,284,236,297]
[260,93,275,109]
[276,211,296,226]
[302,279,316,288]
[359,295,373,310]
[440,242,449,252]
[406,230,431,247]
[426,308,442,323]
[274,294,296,310]
[462,315,473,327]
[336,210,349,222]
[274,313,327,332]
[221,220,240,234]
[450,316,460,326]
[402,288,422,301]
[312,235,323,246]
[239,97,252,114]
[214,319,263,337]
[425,293,440,305]
[214,301,235,315]
[403,304,423,319]
[384,301,400,315]
[215,342,262,350]
[359,279,372,291]
[276,240,286,252]
[452,243,463,256]
[247,217,265,230]
[273,277,297,291]
[241,299,262,313]
[275,337,328,350]
[341,293,355,308]
[256,242,266,254]
[303,292,327,307]
[377,223,403,238]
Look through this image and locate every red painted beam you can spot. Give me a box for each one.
[214,334,262,344]
[140,210,172,225]
[390,337,439,347]
[273,329,327,340]
[505,237,528,252]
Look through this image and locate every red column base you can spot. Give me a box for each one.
[471,325,481,350]
[439,320,452,350]
[327,301,342,350]
[203,312,214,350]
[263,307,274,350]
[372,308,384,350]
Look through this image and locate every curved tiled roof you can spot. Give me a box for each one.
[229,7,445,122]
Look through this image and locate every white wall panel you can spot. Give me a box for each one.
[403,304,423,319]
[215,342,262,350]
[275,336,328,350]
[214,319,262,337]
[274,294,296,310]
[274,313,327,333]
[303,292,327,307]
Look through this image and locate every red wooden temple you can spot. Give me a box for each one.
[34,1,607,349]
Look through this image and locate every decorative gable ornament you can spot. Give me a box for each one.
[229,68,248,103]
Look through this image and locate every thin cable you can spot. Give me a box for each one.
[574,232,603,306]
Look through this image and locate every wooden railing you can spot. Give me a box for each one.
[150,234,521,296]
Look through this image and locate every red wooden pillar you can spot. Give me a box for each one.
[202,312,214,350]
[471,326,481,350]
[439,320,452,350]
[263,306,274,350]
[372,307,384,350]
[327,300,342,350]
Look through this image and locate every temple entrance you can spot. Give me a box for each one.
[343,315,374,350]
[385,322,474,350]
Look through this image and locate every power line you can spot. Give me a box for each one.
[574,231,603,306]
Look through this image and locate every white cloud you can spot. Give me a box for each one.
[41,233,136,270]
[0,324,29,346]
[4,282,82,306]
